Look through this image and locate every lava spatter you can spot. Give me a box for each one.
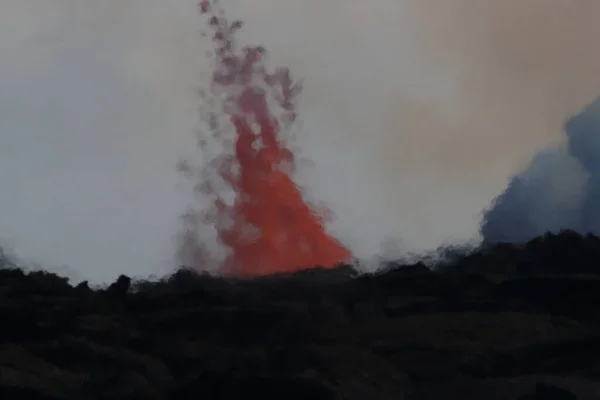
[189,0,351,276]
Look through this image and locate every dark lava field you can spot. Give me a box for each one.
[2,230,600,399]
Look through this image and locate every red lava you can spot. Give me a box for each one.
[193,0,351,277]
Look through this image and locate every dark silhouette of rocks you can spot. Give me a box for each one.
[2,231,600,398]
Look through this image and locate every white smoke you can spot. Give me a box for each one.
[2,0,600,282]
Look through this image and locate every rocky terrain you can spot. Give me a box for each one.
[1,230,600,399]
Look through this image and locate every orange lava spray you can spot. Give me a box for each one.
[187,0,352,277]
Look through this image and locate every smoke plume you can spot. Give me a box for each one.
[3,1,600,281]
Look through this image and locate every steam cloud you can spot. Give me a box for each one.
[2,0,600,282]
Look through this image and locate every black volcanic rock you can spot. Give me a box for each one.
[2,232,600,398]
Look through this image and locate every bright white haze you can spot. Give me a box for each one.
[2,0,600,283]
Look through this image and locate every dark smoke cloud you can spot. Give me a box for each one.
[482,98,600,243]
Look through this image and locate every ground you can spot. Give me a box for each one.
[1,230,600,399]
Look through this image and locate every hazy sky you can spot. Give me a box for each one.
[2,0,600,283]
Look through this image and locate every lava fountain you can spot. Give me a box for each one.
[181,0,352,277]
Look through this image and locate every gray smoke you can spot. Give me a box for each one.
[482,98,600,243]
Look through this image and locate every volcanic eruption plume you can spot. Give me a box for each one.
[178,0,352,277]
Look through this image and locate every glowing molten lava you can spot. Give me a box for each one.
[194,0,351,276]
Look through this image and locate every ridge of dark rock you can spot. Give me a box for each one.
[1,230,600,398]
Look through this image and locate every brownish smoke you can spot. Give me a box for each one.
[375,0,600,210]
